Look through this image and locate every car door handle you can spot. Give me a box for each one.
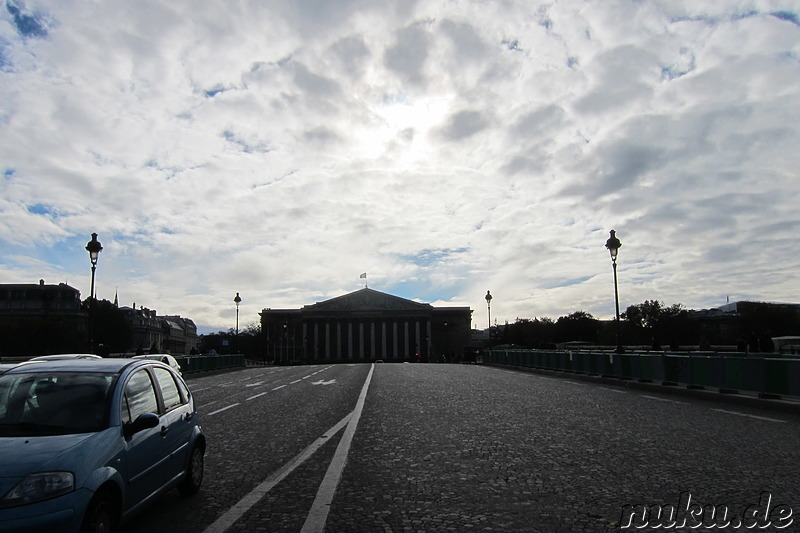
[184,412,193,422]
[160,425,169,437]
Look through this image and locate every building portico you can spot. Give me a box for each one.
[261,288,471,364]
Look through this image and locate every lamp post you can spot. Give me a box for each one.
[233,292,242,353]
[485,290,492,351]
[85,233,103,353]
[605,230,624,353]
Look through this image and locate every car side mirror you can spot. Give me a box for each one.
[124,413,159,438]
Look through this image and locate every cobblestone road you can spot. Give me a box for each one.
[329,364,800,532]
[123,363,800,532]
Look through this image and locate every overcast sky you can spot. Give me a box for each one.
[2,0,799,333]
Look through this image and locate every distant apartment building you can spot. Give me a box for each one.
[0,280,86,356]
[690,300,800,350]
[118,306,199,355]
[0,281,198,356]
[162,315,198,355]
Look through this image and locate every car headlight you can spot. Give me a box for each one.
[1,472,74,507]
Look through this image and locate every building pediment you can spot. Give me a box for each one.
[304,288,431,313]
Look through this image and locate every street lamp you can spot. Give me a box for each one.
[485,290,492,350]
[605,230,624,353]
[85,233,103,353]
[233,292,242,353]
[234,292,242,335]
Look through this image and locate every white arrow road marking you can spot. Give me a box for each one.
[311,379,337,386]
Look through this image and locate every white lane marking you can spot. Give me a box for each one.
[246,392,268,401]
[245,381,264,388]
[640,395,687,404]
[207,403,240,417]
[302,375,312,379]
[311,379,336,386]
[301,363,375,533]
[202,413,353,533]
[290,379,302,384]
[711,409,786,423]
[598,387,627,394]
[272,385,286,391]
[191,387,210,393]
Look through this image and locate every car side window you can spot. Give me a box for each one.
[153,368,182,412]
[122,370,159,425]
[175,375,191,404]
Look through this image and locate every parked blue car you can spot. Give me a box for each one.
[0,358,206,532]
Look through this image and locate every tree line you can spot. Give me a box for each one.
[496,300,800,352]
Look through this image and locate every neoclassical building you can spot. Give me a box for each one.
[260,288,472,363]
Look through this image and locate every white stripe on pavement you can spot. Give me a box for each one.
[206,403,240,417]
[711,408,785,423]
[301,363,375,533]
[201,413,352,533]
[246,392,268,401]
[640,395,687,404]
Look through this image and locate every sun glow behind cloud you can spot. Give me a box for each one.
[1,0,799,332]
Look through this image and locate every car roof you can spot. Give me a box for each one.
[2,358,167,375]
[31,354,103,360]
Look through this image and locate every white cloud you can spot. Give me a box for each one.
[1,0,799,333]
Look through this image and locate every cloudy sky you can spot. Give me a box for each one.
[2,0,799,333]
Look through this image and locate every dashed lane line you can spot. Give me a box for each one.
[272,385,287,391]
[246,392,268,401]
[640,394,688,404]
[206,403,240,417]
[711,408,786,423]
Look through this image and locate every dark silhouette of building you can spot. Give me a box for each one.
[0,280,86,356]
[261,288,472,363]
[118,306,198,355]
[0,281,198,357]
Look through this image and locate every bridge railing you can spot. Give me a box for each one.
[175,354,246,374]
[484,349,800,399]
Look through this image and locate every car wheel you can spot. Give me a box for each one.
[178,443,204,496]
[81,489,118,533]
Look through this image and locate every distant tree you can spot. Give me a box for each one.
[622,300,695,347]
[555,311,601,343]
[506,317,556,348]
[84,299,132,354]
[199,322,264,360]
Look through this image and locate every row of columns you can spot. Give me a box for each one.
[303,318,432,361]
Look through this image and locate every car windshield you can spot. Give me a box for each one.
[0,372,115,436]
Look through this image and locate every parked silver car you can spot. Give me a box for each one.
[133,354,182,375]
